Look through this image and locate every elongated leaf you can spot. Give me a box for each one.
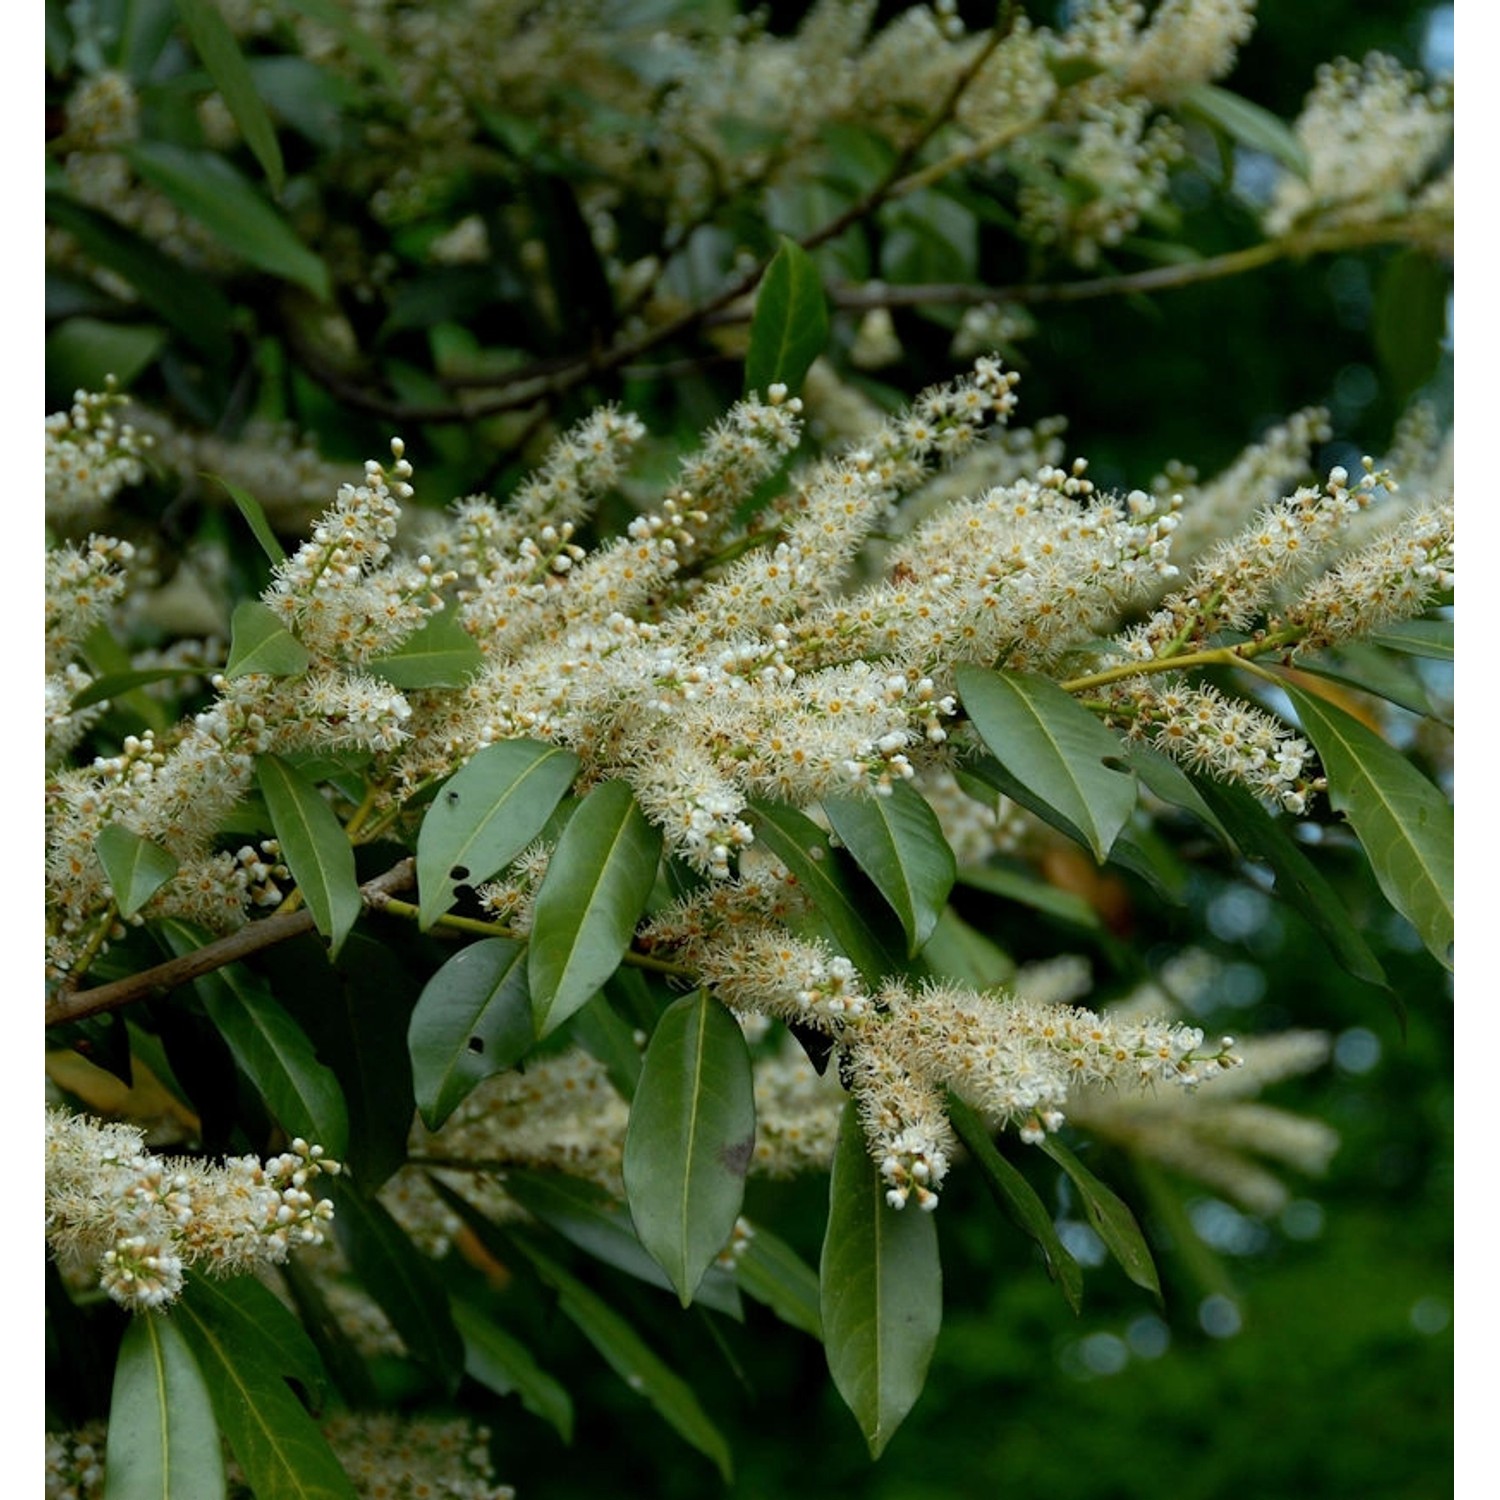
[1296,647,1440,722]
[1191,778,1388,988]
[451,1297,574,1441]
[956,665,1137,862]
[1281,682,1453,967]
[210,475,286,566]
[529,780,662,1036]
[1037,1136,1160,1301]
[915,906,1016,989]
[416,740,579,930]
[44,192,234,359]
[124,143,330,299]
[946,1093,1082,1312]
[175,0,284,192]
[225,600,312,680]
[70,666,212,711]
[1126,745,1238,852]
[367,607,484,689]
[48,318,165,392]
[566,990,644,1101]
[95,822,179,918]
[1366,617,1453,660]
[746,800,904,983]
[180,1273,328,1412]
[1374,250,1449,403]
[501,1169,742,1319]
[744,235,829,397]
[820,1101,942,1458]
[106,1313,226,1500]
[623,991,756,1306]
[504,1227,734,1481]
[822,781,956,956]
[173,1299,356,1500]
[278,1257,379,1410]
[734,1222,823,1338]
[256,755,361,957]
[957,860,1102,931]
[1178,82,1310,180]
[327,1180,465,1392]
[409,937,533,1130]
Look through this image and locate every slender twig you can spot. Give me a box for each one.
[45,859,418,1027]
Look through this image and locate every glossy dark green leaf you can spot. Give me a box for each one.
[256,754,361,957]
[1374,250,1449,403]
[1037,1135,1160,1301]
[105,1313,226,1500]
[124,143,330,300]
[501,1170,742,1319]
[44,193,233,359]
[623,991,756,1306]
[914,907,1016,989]
[956,666,1137,862]
[1192,778,1388,989]
[1126,745,1238,852]
[956,860,1102,931]
[734,1222,823,1339]
[416,740,579,930]
[529,780,662,1036]
[47,318,165,393]
[366,607,484,689]
[1365,617,1453,660]
[504,1228,734,1481]
[1281,682,1453,967]
[451,1297,574,1441]
[822,781,956,956]
[1296,647,1440,722]
[946,1093,1082,1313]
[744,235,829,397]
[70,666,212,712]
[566,989,645,1101]
[1178,83,1310,180]
[175,0,284,192]
[409,937,533,1130]
[157,918,350,1155]
[210,475,286,566]
[179,1273,329,1412]
[95,822,179,918]
[327,1179,465,1393]
[746,800,904,984]
[820,1101,942,1458]
[173,1297,356,1500]
[225,601,312,680]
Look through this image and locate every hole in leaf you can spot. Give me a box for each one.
[467,1036,485,1054]
[446,790,460,805]
[1101,756,1132,774]
[450,865,470,880]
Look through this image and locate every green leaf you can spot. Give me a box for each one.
[503,1227,735,1481]
[956,666,1137,862]
[915,907,1016,990]
[44,193,234,359]
[1373,251,1450,404]
[225,601,312,680]
[956,860,1102,931]
[123,143,330,300]
[528,780,663,1036]
[821,1101,941,1458]
[746,799,905,983]
[70,666,213,711]
[175,0,284,192]
[1036,1135,1160,1301]
[209,475,286,566]
[945,1093,1082,1313]
[416,740,579,930]
[105,1313,226,1500]
[744,235,829,397]
[95,823,179,918]
[326,1179,466,1393]
[822,781,957,956]
[173,1297,356,1500]
[1191,778,1388,989]
[451,1298,574,1442]
[179,1273,329,1412]
[157,918,350,1154]
[501,1170,742,1319]
[1366,617,1453,661]
[408,937,533,1130]
[256,754,361,957]
[366,607,484,689]
[1280,682,1454,967]
[734,1222,823,1339]
[623,991,756,1306]
[567,989,644,1101]
[1178,82,1310,181]
[47,318,166,393]
[1126,745,1238,852]
[1296,647,1441,722]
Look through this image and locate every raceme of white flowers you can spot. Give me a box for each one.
[44,353,1451,1200]
[44,1109,340,1311]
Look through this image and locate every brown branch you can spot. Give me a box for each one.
[46,859,417,1028]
